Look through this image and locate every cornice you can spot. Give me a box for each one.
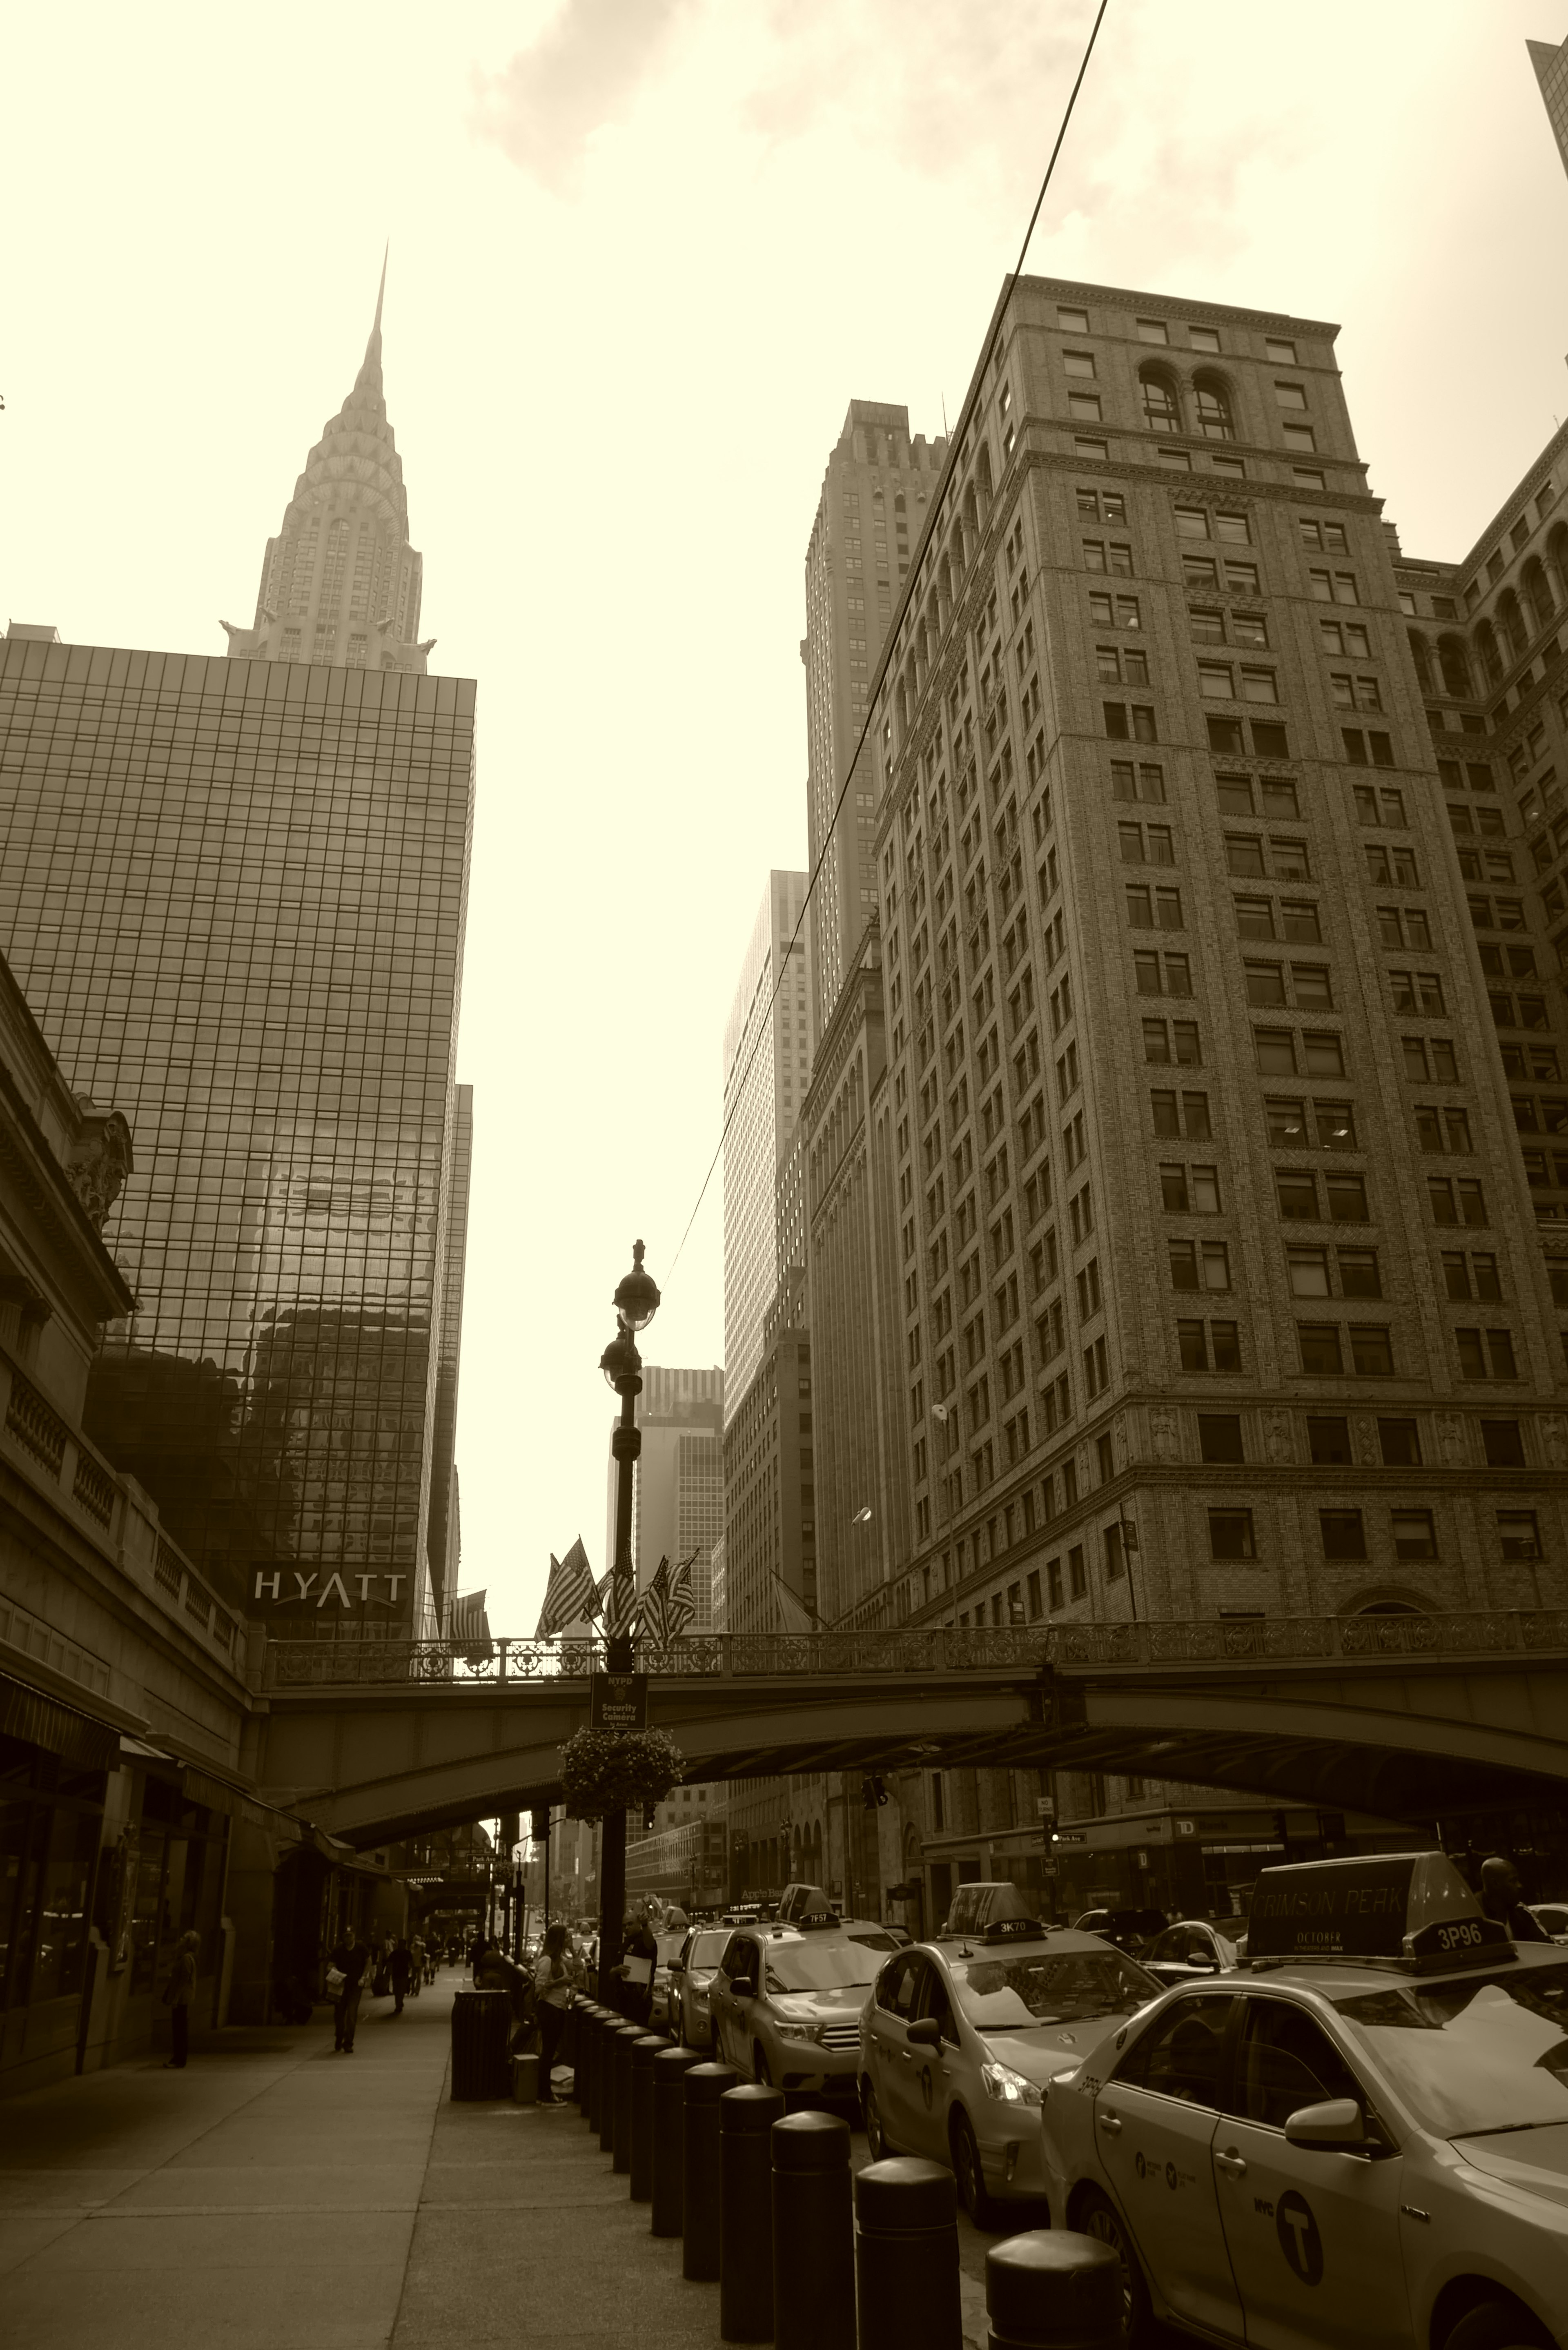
[1011,271,1340,343]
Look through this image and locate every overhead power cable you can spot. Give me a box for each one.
[666,0,1111,1282]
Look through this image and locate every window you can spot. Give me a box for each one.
[1354,785,1407,826]
[1137,318,1169,345]
[1456,1327,1518,1380]
[1441,1250,1501,1302]
[1275,381,1308,411]
[1199,660,1235,699]
[1378,904,1433,950]
[1330,670,1384,711]
[1105,702,1158,742]
[1299,516,1348,554]
[1169,1238,1231,1291]
[1307,1414,1351,1463]
[1326,1173,1368,1222]
[1143,1018,1202,1066]
[1319,1509,1366,1559]
[1198,1413,1245,1463]
[1240,666,1278,704]
[1194,378,1235,441]
[1414,1105,1472,1154]
[1378,1417,1421,1466]
[1119,821,1176,866]
[1390,969,1445,1016]
[1298,1323,1343,1372]
[1498,1510,1541,1560]
[1151,1087,1210,1138]
[1058,305,1089,332]
[1191,606,1226,645]
[1140,366,1181,430]
[1277,1171,1319,1221]
[1349,1325,1394,1375]
[1133,950,1192,997]
[1428,1176,1487,1227]
[1343,727,1395,766]
[1267,339,1298,365]
[1321,619,1372,658]
[1387,1509,1437,1561]
[1482,1420,1526,1468]
[1063,350,1096,378]
[1110,759,1167,803]
[1160,1162,1221,1213]
[1339,1248,1381,1297]
[1177,1319,1240,1372]
[1209,1508,1255,1559]
[1364,842,1419,885]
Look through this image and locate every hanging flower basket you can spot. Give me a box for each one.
[559,1726,686,1821]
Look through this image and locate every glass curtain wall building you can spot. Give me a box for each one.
[0,635,474,1638]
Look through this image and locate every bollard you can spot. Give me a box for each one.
[984,2232,1122,2350]
[682,2060,740,2279]
[854,2158,962,2350]
[612,2023,644,2173]
[651,2045,704,2237]
[573,2005,598,2115]
[773,2110,853,2350]
[630,2034,668,2202]
[583,2007,607,2130]
[719,2083,783,2342]
[601,2019,634,2152]
[511,2050,540,2107]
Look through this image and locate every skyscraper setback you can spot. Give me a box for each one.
[802,403,947,1034]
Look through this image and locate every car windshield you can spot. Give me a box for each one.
[688,1931,729,1970]
[949,1949,1159,2030]
[764,1937,892,1994]
[1335,1961,1568,2137]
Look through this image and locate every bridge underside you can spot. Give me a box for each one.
[252,1659,1568,1848]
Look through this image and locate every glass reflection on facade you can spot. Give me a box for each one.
[0,638,474,1635]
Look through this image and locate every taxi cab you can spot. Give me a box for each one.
[1042,1850,1568,2350]
[708,1900,899,2097]
[858,1885,1162,2224]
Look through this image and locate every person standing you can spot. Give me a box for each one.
[533,1923,573,2104]
[408,1931,425,1995]
[160,1930,201,2069]
[612,1907,658,2029]
[1480,1854,1550,1941]
[390,1938,413,2014]
[330,1926,370,2052]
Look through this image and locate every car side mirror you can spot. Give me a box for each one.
[669,1960,684,1975]
[906,2016,942,2047]
[1284,2098,1364,2151]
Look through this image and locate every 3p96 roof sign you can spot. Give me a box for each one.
[1248,1851,1515,1974]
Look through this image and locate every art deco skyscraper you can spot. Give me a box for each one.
[802,403,947,1034]
[220,262,432,676]
[1529,33,1568,175]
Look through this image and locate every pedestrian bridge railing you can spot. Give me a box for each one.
[261,1608,1568,1691]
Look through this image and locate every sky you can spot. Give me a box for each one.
[3,0,1567,1635]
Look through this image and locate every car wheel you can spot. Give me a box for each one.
[950,2110,998,2230]
[1441,2300,1555,2350]
[1076,2189,1154,2348]
[862,2079,891,2159]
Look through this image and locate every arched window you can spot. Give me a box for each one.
[1523,556,1555,634]
[1408,631,1436,694]
[1497,588,1527,661]
[1193,373,1235,441]
[1139,364,1182,433]
[1474,617,1502,687]
[1548,522,1568,609]
[1437,634,1472,698]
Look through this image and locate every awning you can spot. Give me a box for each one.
[0,1668,120,1773]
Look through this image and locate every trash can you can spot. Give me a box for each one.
[450,1989,512,2100]
[512,2051,540,2106]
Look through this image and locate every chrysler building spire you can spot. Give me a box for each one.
[220,254,434,672]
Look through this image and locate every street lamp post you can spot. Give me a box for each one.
[597,1239,661,2006]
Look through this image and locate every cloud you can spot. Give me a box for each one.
[474,0,697,191]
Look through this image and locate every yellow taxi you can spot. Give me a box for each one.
[708,1903,900,2097]
[1042,1850,1568,2350]
[858,1887,1162,2224]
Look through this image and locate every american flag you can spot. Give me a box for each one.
[637,1556,673,1646]
[664,1550,699,1642]
[535,1537,596,1636]
[450,1587,493,1663]
[596,1561,639,1642]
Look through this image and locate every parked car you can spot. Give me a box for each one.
[648,1930,689,2032]
[668,1925,733,2048]
[1071,1907,1167,1956]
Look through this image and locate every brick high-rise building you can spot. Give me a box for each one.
[794,273,1568,1925]
[803,403,947,1035]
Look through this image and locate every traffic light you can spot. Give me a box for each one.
[861,1775,889,1811]
[530,1807,550,1842]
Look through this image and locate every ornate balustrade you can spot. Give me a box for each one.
[261,1609,1568,1691]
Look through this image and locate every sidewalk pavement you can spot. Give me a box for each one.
[0,1974,994,2349]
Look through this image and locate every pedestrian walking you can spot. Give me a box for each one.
[533,1923,573,2104]
[390,1938,414,2014]
[329,1926,371,2052]
[408,1932,425,1996]
[160,1929,200,2068]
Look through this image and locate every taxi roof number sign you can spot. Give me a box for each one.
[1248,1851,1515,1974]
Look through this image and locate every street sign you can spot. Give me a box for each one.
[1053,1828,1087,1845]
[1035,1795,1056,1819]
[589,1672,648,1730]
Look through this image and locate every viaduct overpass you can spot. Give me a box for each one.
[244,1611,1568,1849]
